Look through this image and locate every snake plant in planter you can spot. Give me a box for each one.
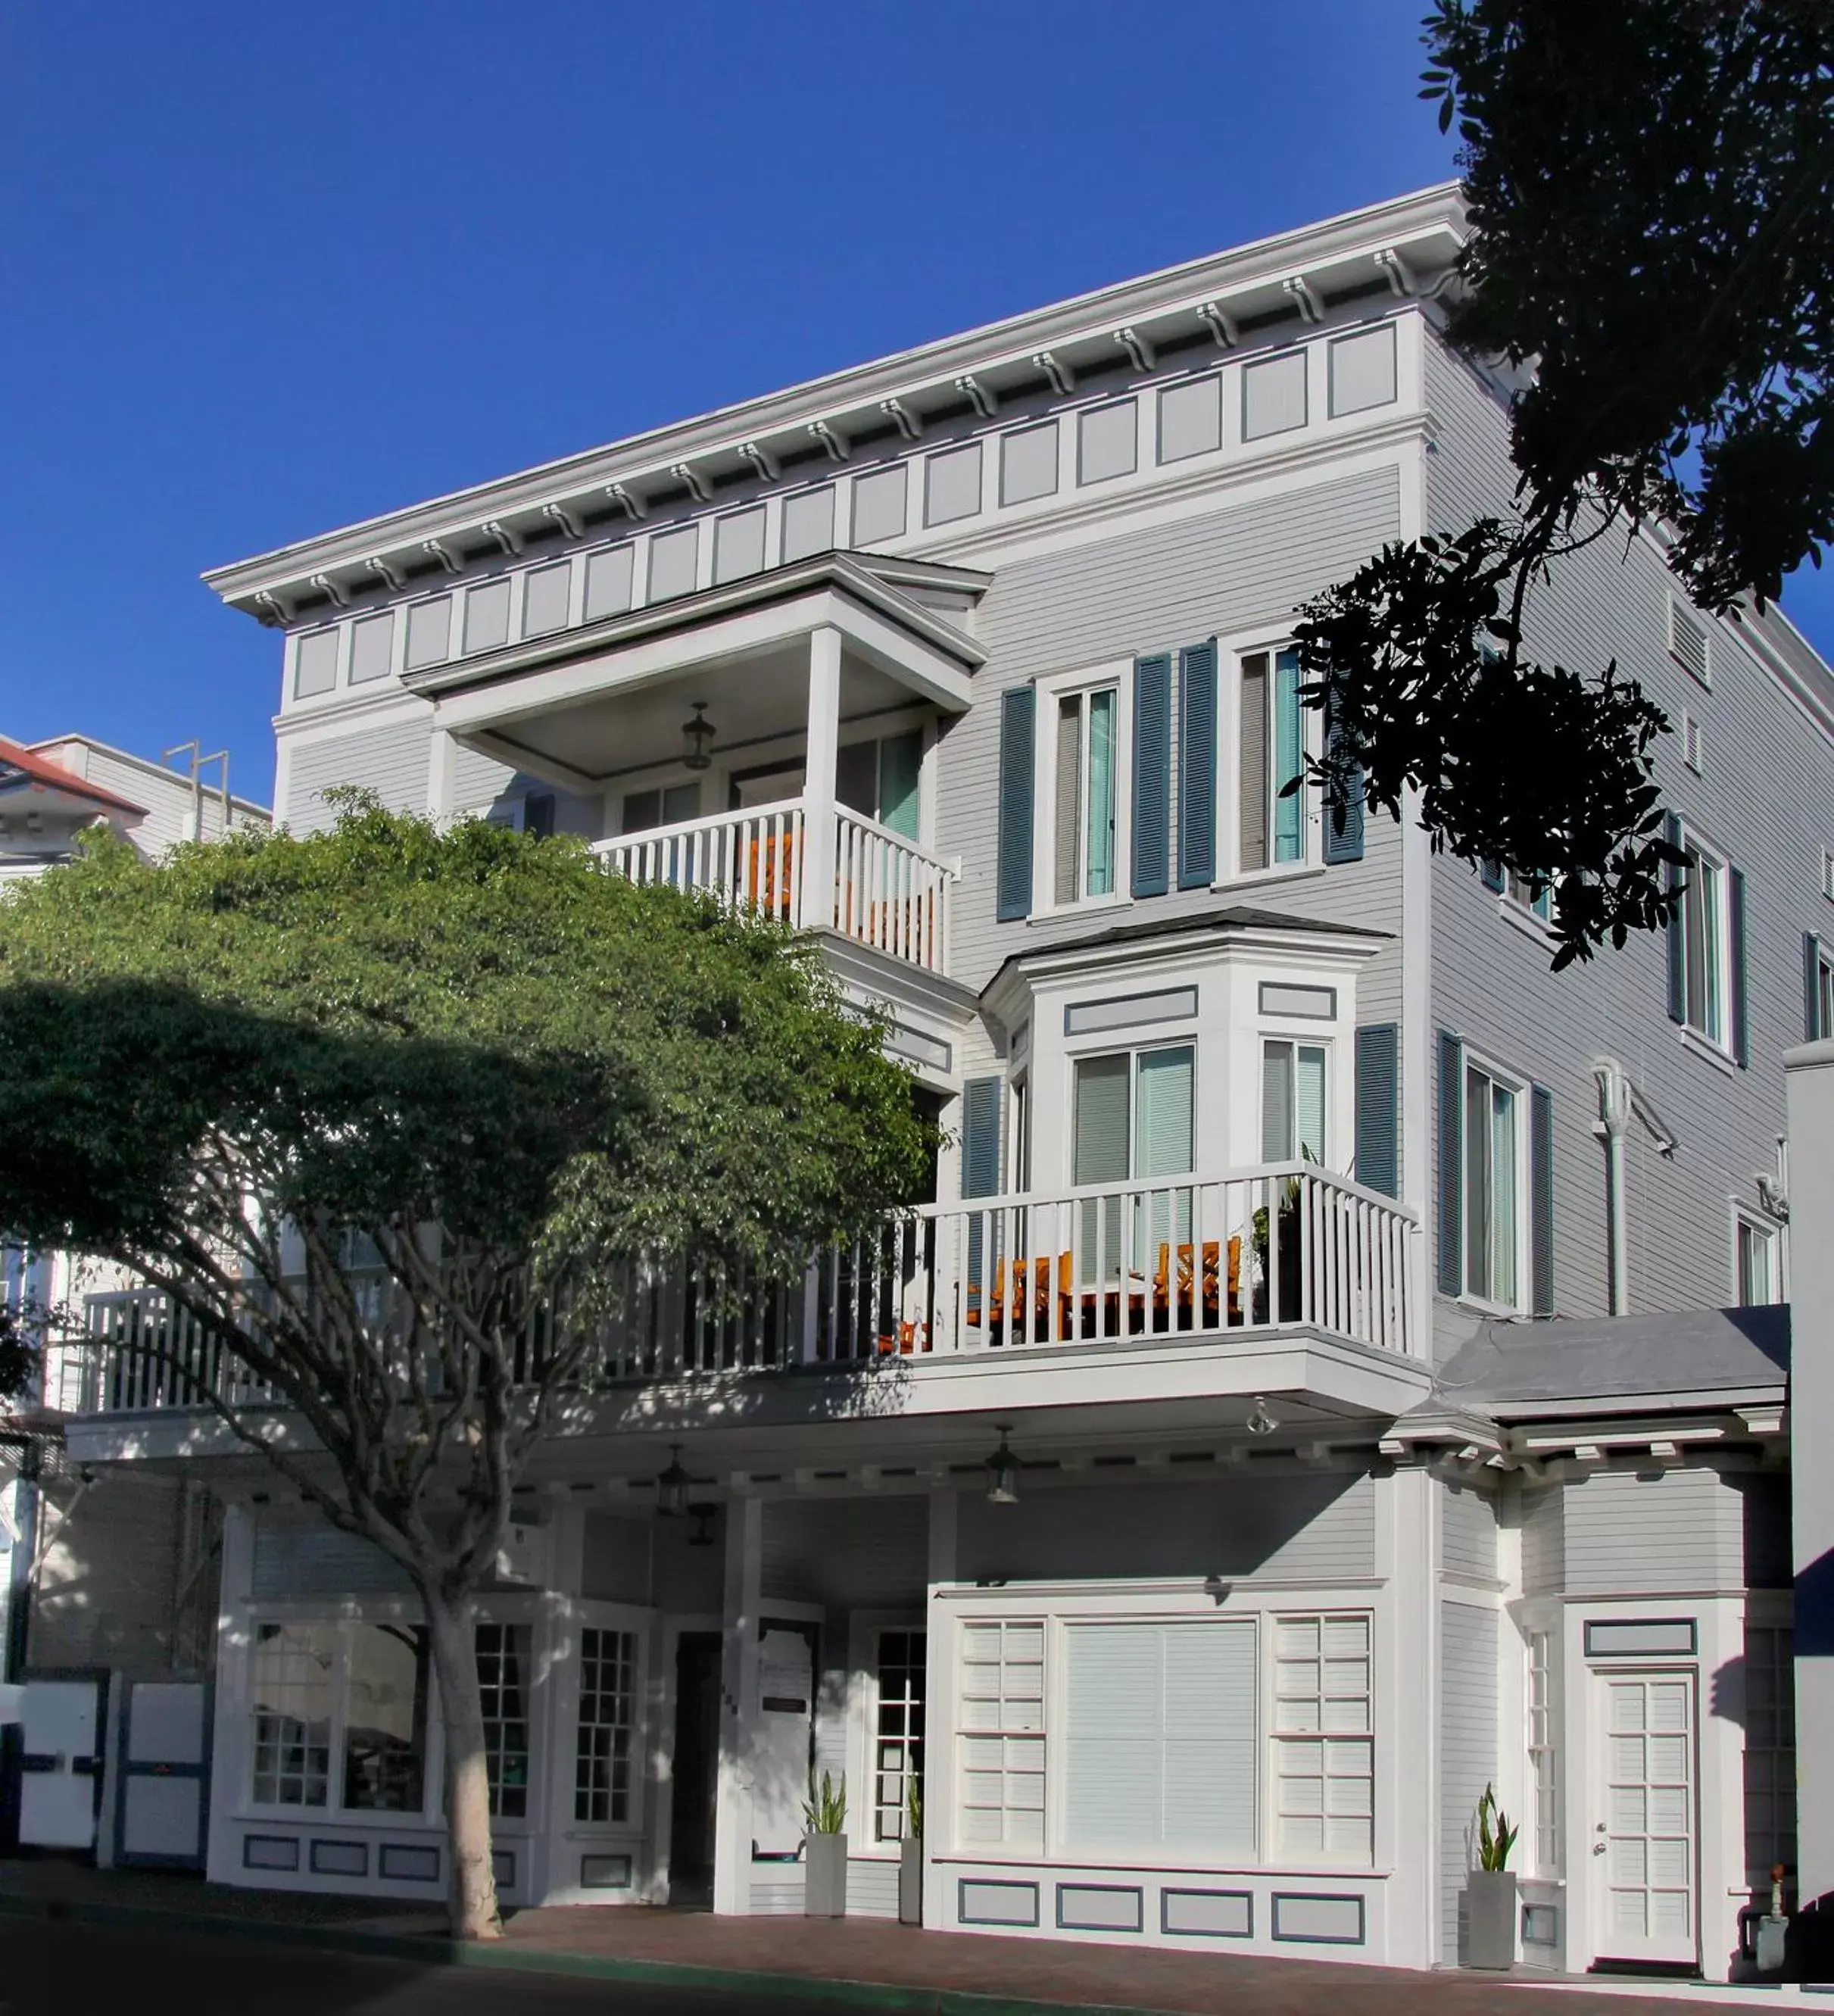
[802,1771,849,1918]
[899,1780,924,1925]
[1464,1784,1521,1970]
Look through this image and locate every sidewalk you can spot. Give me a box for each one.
[0,1860,1812,2016]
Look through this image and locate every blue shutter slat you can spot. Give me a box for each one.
[995,688,1035,922]
[1806,932,1823,1042]
[1353,1024,1399,1197]
[1530,1083,1555,1316]
[1322,699,1365,866]
[1436,1031,1464,1297]
[1664,811,1686,1024]
[1132,652,1171,898]
[1730,865,1748,1069]
[1177,638,1218,889]
[961,1077,1003,1198]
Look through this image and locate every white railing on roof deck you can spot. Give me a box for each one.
[591,799,952,975]
[70,1166,1416,1419]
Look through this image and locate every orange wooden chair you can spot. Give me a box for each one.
[746,830,797,920]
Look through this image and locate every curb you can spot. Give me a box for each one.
[0,1890,1169,2016]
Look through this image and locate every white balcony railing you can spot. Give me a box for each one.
[70,1166,1416,1420]
[591,799,951,974]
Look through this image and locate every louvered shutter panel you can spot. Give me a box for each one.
[1805,932,1823,1042]
[1664,811,1686,1023]
[1437,1031,1464,1297]
[1530,1083,1555,1315]
[1131,652,1171,897]
[995,688,1036,921]
[1730,865,1749,1068]
[1321,700,1365,866]
[961,1077,1003,1200]
[1354,1024,1399,1197]
[1177,639,1218,888]
[1479,859,1505,894]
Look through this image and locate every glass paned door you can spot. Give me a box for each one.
[1595,1671,1697,1965]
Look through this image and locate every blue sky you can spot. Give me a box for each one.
[4,2,1829,806]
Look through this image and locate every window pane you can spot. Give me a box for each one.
[1490,1082,1518,1306]
[476,1623,532,1820]
[1263,1041,1296,1162]
[1240,655,1269,872]
[874,1630,926,1842]
[1700,858,1723,1042]
[251,1621,335,1807]
[878,732,922,841]
[342,1624,429,1812]
[1465,1065,1492,1300]
[1054,697,1083,904]
[1074,1055,1131,1187]
[1134,1048,1194,1179]
[1274,648,1304,863]
[1296,1046,1327,1162]
[1086,688,1117,897]
[575,1627,638,1824]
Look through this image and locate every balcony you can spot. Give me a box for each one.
[67,1166,1422,1445]
[591,799,952,973]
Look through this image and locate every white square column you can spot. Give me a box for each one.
[713,1493,763,1916]
[800,626,842,930]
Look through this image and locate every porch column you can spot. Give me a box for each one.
[713,1493,763,1916]
[800,626,842,931]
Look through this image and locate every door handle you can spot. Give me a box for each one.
[1593,1842,1608,1855]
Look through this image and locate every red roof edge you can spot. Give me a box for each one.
[0,737,147,817]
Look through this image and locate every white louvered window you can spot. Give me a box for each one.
[957,1621,1045,1851]
[1528,1627,1560,1874]
[1272,1613,1374,1862]
[1062,1620,1258,1858]
[1679,829,1731,1047]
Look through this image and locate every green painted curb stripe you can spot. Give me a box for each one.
[0,1892,1170,2016]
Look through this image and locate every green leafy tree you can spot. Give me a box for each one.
[0,801,931,1939]
[1298,0,1833,966]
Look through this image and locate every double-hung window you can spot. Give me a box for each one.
[1735,1209,1783,1306]
[1462,1058,1524,1309]
[1680,832,1731,1047]
[1527,1627,1560,1875]
[1053,683,1120,903]
[1071,1044,1195,1278]
[1262,1041,1327,1163]
[1239,647,1306,872]
[251,1619,430,1815]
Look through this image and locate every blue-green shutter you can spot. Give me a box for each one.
[1479,859,1505,894]
[962,1076,1003,1198]
[1177,639,1217,888]
[995,688,1035,921]
[1530,1083,1555,1316]
[1437,1031,1464,1297]
[1730,865,1749,1068]
[1664,811,1686,1023]
[1322,701,1365,866]
[1131,652,1171,898]
[1805,932,1823,1041]
[1354,1025,1399,1197]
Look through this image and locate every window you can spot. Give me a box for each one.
[342,1624,429,1812]
[1736,1210,1782,1305]
[925,442,982,526]
[405,596,453,669]
[1243,350,1308,441]
[464,579,511,654]
[1073,1045,1194,1277]
[1670,601,1711,687]
[251,1622,336,1807]
[782,485,835,563]
[522,792,557,841]
[575,1626,638,1824]
[1528,1628,1560,1875]
[620,782,700,834]
[1485,862,1552,922]
[1053,684,1120,903]
[1743,1621,1797,1894]
[584,546,635,620]
[1239,647,1305,872]
[1462,1059,1524,1308]
[293,628,340,700]
[851,464,908,546]
[477,1623,532,1820]
[1680,832,1730,1046]
[873,1630,926,1843]
[1328,326,1397,418]
[713,507,766,584]
[1062,1620,1257,1858]
[350,611,395,684]
[1078,401,1137,485]
[1816,939,1834,1040]
[1822,847,1834,906]
[1158,376,1222,463]
[957,1621,1045,1850]
[837,731,922,841]
[647,526,699,602]
[1000,421,1058,505]
[1271,1614,1374,1863]
[1262,1040,1327,1162]
[522,561,571,637]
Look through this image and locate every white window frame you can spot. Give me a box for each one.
[1527,1624,1561,1877]
[1063,1038,1198,1191]
[1220,631,1321,885]
[1677,819,1734,1055]
[1266,1610,1376,1868]
[866,1621,928,1848]
[1458,1048,1530,1315]
[1033,660,1133,915]
[1732,1204,1784,1306]
[1260,1035,1332,1166]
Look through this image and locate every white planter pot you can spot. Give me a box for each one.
[1465,1869,1518,1971]
[804,1832,848,1918]
[899,1837,923,1924]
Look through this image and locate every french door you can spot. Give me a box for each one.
[1592,1668,1698,1966]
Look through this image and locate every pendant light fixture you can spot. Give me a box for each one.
[681,702,716,772]
[985,1424,1021,1505]
[654,1444,691,1518]
[1245,1395,1280,1437]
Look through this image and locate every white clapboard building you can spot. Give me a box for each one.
[61,184,1827,1980]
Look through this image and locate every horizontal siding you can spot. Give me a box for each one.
[1439,1599,1499,1965]
[944,467,1406,996]
[251,1519,413,1598]
[1519,1486,1564,1596]
[1441,1479,1498,1584]
[1561,1465,1745,1596]
[761,1495,928,1611]
[283,720,432,832]
[1425,326,1829,1332]
[450,746,603,838]
[956,1471,1377,1584]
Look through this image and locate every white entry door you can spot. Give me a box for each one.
[1593,1669,1698,1965]
[18,1679,106,1851]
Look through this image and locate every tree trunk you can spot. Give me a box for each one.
[423,1586,503,1941]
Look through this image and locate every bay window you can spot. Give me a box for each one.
[249,1618,428,1815]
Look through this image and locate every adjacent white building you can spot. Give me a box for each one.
[57,184,1829,1980]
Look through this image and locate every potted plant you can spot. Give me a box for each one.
[1464,1784,1520,1970]
[803,1769,849,1918]
[1251,1172,1304,1324]
[898,1780,923,1925]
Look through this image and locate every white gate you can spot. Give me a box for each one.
[17,1676,108,1851]
[116,1681,209,1869]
